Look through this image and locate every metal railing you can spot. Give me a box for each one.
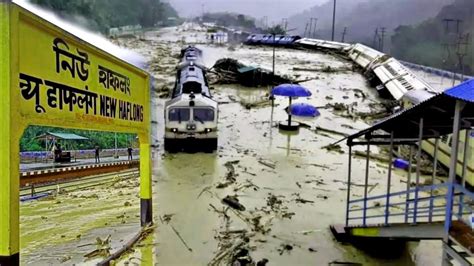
[346,183,474,229]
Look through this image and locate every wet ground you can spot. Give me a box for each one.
[20,24,448,265]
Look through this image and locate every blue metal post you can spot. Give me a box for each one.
[345,145,352,226]
[404,146,413,223]
[444,100,464,242]
[384,132,394,225]
[457,129,470,220]
[429,138,439,222]
[413,118,424,224]
[363,143,370,226]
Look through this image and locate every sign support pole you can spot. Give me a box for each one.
[1,0,20,264]
[139,133,153,226]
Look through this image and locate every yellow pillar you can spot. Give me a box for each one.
[139,133,153,225]
[1,0,20,264]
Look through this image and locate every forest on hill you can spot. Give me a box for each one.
[391,0,474,75]
[288,0,473,75]
[287,0,450,46]
[32,0,179,33]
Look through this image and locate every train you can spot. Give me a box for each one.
[245,34,301,46]
[243,34,473,184]
[163,46,218,152]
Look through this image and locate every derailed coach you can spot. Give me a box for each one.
[245,34,301,47]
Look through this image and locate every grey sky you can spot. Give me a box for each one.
[166,0,327,22]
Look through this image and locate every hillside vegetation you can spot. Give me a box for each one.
[32,0,179,33]
[288,0,450,45]
[391,0,474,75]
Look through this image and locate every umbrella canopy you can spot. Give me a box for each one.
[290,103,320,117]
[271,84,312,97]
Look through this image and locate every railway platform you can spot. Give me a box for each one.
[20,155,140,172]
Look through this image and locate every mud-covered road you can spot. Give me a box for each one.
[20,24,445,265]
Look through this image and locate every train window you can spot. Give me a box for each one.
[169,108,190,122]
[193,108,214,122]
[183,81,202,94]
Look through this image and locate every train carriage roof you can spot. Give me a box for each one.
[345,79,474,145]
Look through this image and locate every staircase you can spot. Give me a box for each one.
[331,183,474,265]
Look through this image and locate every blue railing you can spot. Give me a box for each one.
[346,183,474,231]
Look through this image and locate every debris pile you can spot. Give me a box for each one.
[208,58,293,87]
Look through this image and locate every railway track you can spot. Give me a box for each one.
[20,169,139,199]
[20,160,139,187]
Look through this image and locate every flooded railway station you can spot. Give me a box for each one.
[2,0,474,266]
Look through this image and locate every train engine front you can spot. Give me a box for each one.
[164,46,218,152]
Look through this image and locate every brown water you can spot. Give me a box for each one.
[19,23,443,265]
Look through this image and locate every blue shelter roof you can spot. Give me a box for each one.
[445,79,474,102]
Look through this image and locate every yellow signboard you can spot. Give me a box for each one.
[1,2,153,263]
[14,7,149,132]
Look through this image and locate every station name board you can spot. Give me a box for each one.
[16,15,149,131]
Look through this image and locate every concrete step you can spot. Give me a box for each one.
[331,222,444,241]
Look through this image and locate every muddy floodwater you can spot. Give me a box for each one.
[20,24,445,265]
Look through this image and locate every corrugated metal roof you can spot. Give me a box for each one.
[37,132,89,140]
[445,79,474,102]
[238,66,258,73]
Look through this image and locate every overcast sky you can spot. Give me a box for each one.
[166,0,327,22]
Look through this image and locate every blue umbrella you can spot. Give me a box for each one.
[271,84,312,97]
[272,84,312,128]
[290,103,320,117]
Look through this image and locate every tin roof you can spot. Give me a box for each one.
[445,79,474,102]
[36,132,89,140]
[237,66,258,73]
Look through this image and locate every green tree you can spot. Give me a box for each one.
[31,0,179,33]
[266,25,286,35]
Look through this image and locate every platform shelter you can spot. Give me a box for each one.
[332,79,474,265]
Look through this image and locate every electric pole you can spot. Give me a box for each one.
[442,18,466,86]
[373,28,379,49]
[272,33,276,77]
[201,3,205,19]
[442,19,454,85]
[308,18,313,39]
[304,23,309,37]
[380,27,386,52]
[341,27,347,43]
[456,33,469,82]
[331,0,336,41]
[312,18,318,38]
[280,18,288,31]
[455,19,462,33]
